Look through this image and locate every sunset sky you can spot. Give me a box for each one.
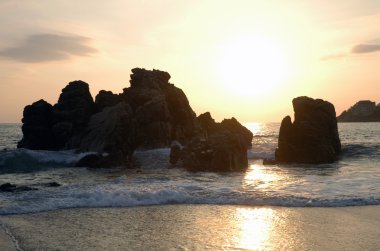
[1,0,380,123]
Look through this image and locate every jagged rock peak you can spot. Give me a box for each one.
[129,68,171,89]
[95,90,121,111]
[57,80,93,102]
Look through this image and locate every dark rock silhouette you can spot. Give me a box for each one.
[337,100,380,122]
[77,102,135,166]
[121,68,199,148]
[275,96,341,164]
[197,112,219,136]
[95,90,122,111]
[170,112,251,172]
[221,117,253,147]
[18,68,251,171]
[52,80,96,148]
[179,133,248,172]
[17,99,55,150]
[0,183,37,192]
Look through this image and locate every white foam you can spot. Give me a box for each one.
[0,149,96,172]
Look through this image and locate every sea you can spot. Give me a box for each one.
[0,122,379,215]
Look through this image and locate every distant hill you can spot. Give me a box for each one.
[337,100,380,122]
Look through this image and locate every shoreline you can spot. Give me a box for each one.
[0,223,17,251]
[1,204,379,250]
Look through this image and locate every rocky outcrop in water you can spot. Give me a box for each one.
[95,90,122,111]
[18,81,97,150]
[17,99,55,150]
[52,81,96,149]
[19,68,251,170]
[337,100,380,122]
[121,68,200,148]
[77,102,135,166]
[0,183,37,192]
[275,96,341,164]
[170,112,252,172]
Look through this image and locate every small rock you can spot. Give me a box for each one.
[0,183,37,192]
[263,159,277,165]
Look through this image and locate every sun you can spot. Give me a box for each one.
[217,35,288,97]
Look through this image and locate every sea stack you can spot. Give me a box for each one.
[275,96,341,164]
[170,112,253,172]
[18,68,252,171]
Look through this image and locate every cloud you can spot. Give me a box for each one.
[321,53,347,61]
[322,42,380,61]
[0,33,97,62]
[351,44,380,53]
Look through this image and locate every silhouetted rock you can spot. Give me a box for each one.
[17,99,56,150]
[0,183,37,192]
[221,117,253,147]
[180,132,248,172]
[53,80,96,148]
[263,159,277,165]
[171,112,250,171]
[196,112,253,147]
[275,96,341,164]
[337,100,380,122]
[95,90,122,111]
[78,102,135,166]
[18,68,250,170]
[121,68,199,148]
[197,112,219,136]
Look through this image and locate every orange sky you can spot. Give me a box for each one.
[0,0,380,123]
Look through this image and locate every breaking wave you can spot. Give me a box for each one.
[0,149,94,173]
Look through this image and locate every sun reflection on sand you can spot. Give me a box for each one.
[234,207,274,250]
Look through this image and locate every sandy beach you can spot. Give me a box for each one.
[0,205,379,250]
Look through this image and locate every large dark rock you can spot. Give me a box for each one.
[275,96,341,164]
[196,112,253,147]
[197,112,219,136]
[95,90,122,111]
[53,80,96,148]
[18,68,250,170]
[18,81,96,150]
[337,100,380,122]
[177,132,248,172]
[121,68,199,149]
[171,112,251,172]
[17,99,56,150]
[78,102,135,164]
[221,117,253,147]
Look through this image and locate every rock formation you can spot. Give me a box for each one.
[17,99,55,150]
[275,96,341,164]
[18,68,252,171]
[95,90,121,111]
[52,81,96,149]
[337,100,380,122]
[121,68,200,148]
[170,112,252,172]
[76,102,135,167]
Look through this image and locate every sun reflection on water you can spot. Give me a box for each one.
[244,164,280,189]
[244,122,265,135]
[234,207,274,250]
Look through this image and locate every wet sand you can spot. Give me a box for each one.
[0,224,16,251]
[0,205,379,250]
